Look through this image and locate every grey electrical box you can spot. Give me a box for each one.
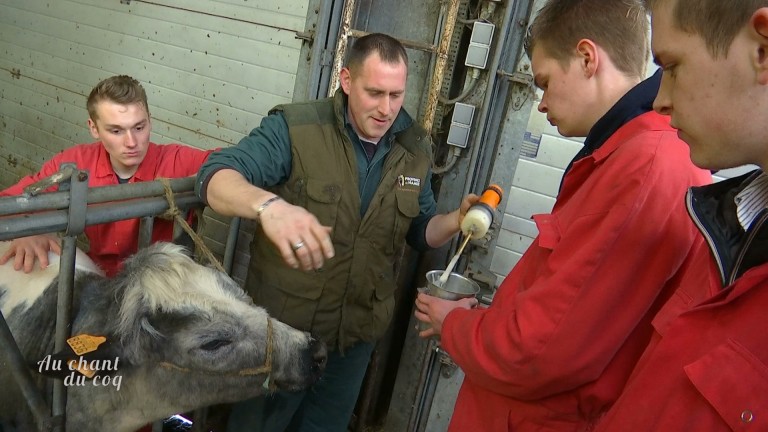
[452,103,475,126]
[447,103,476,148]
[465,21,495,69]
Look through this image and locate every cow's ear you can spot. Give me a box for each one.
[31,334,122,380]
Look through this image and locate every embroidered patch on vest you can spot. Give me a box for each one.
[397,175,421,188]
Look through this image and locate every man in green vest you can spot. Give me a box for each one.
[195,33,476,432]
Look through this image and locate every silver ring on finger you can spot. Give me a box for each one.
[292,241,305,251]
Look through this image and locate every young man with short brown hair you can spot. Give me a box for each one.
[0,75,212,276]
[414,0,711,429]
[596,1,768,429]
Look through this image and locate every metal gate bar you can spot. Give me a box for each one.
[0,192,200,241]
[0,171,205,431]
[0,177,197,217]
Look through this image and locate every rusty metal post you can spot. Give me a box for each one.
[421,0,461,132]
[327,0,359,96]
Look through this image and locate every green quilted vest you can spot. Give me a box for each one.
[245,91,432,352]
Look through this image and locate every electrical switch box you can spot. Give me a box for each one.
[465,21,495,69]
[447,103,476,148]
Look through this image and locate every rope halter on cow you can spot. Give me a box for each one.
[156,180,275,390]
[158,317,275,391]
[158,177,226,274]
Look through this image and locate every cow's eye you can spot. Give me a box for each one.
[200,339,232,351]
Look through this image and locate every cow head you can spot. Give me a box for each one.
[1,242,327,432]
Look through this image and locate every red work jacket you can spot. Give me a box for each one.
[440,112,712,431]
[595,178,768,432]
[1,142,212,276]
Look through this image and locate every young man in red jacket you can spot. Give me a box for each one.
[0,75,213,277]
[413,0,712,430]
[595,1,768,430]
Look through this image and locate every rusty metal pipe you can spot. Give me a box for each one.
[328,0,358,96]
[421,0,461,132]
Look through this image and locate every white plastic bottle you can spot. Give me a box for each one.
[461,184,503,239]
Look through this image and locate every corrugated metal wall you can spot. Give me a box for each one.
[0,0,309,187]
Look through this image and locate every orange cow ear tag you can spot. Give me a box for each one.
[66,334,107,378]
[66,334,107,356]
[67,359,97,378]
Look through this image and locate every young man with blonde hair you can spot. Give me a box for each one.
[596,1,768,430]
[0,75,212,276]
[414,0,711,429]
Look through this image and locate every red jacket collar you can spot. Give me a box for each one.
[590,111,672,164]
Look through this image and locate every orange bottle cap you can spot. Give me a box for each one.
[479,184,503,209]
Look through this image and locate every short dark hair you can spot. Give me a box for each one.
[526,0,649,79]
[347,33,408,75]
[86,75,149,121]
[645,0,768,58]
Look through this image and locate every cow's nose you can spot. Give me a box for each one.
[309,338,328,373]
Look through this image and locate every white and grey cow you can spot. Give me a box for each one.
[0,241,326,432]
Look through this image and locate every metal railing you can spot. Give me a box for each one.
[0,165,238,431]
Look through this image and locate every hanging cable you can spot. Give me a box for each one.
[439,68,482,105]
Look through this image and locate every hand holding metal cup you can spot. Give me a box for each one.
[415,270,480,337]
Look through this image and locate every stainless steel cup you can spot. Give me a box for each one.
[425,270,480,300]
[417,271,480,334]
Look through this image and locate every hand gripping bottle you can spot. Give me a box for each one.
[460,184,503,239]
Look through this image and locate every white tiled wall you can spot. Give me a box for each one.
[490,119,581,283]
